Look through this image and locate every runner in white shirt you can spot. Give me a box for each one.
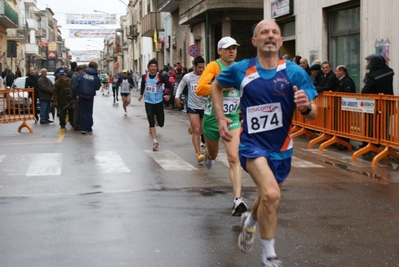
[117,70,135,116]
[175,56,206,163]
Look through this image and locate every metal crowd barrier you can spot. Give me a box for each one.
[0,88,35,133]
[292,92,399,166]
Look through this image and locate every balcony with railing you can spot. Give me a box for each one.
[6,29,26,43]
[141,12,161,37]
[26,18,38,30]
[24,0,37,6]
[35,28,46,38]
[157,0,180,12]
[25,43,39,56]
[0,0,19,28]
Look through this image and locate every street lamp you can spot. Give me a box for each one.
[93,10,121,24]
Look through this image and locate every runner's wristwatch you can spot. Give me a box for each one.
[300,105,312,115]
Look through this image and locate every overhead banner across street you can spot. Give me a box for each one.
[69,50,100,62]
[66,13,117,25]
[69,29,115,38]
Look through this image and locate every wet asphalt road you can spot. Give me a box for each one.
[0,90,398,267]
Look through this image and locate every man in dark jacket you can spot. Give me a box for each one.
[37,68,54,124]
[52,69,73,129]
[76,61,101,134]
[25,67,39,121]
[335,65,356,93]
[70,65,86,131]
[6,69,15,87]
[310,64,323,88]
[315,61,338,93]
[334,65,356,150]
[67,62,77,79]
[361,54,394,95]
[360,54,394,149]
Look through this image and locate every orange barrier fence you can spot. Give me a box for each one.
[292,92,399,166]
[0,88,36,133]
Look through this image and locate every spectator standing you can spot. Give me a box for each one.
[315,61,338,92]
[67,62,77,79]
[299,58,312,76]
[25,67,39,121]
[360,54,395,149]
[37,68,54,124]
[5,68,15,88]
[335,65,356,151]
[335,65,356,93]
[310,64,323,87]
[76,61,101,134]
[15,66,22,78]
[362,54,394,95]
[71,65,86,131]
[52,69,73,129]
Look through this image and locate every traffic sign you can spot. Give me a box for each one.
[188,44,200,57]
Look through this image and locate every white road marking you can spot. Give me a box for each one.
[291,156,324,168]
[26,153,62,176]
[216,152,230,168]
[95,151,131,173]
[145,150,197,171]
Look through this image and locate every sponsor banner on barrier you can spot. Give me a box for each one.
[341,97,375,114]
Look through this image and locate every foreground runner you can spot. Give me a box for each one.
[212,19,318,266]
[175,56,206,163]
[138,59,173,151]
[196,37,247,217]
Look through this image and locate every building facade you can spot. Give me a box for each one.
[264,0,398,94]
[1,0,68,76]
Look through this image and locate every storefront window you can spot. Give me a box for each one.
[329,6,360,92]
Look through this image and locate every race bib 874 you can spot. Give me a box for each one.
[246,103,282,134]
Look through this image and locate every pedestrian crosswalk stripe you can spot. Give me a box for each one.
[291,156,324,168]
[26,153,62,176]
[145,150,198,171]
[217,152,230,168]
[95,151,131,173]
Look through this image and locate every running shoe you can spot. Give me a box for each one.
[153,142,160,151]
[232,198,248,216]
[196,152,204,163]
[124,112,127,116]
[204,154,214,170]
[238,212,256,254]
[200,142,206,147]
[81,131,87,135]
[261,257,282,267]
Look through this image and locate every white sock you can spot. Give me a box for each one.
[244,213,257,229]
[153,139,158,144]
[261,238,277,259]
